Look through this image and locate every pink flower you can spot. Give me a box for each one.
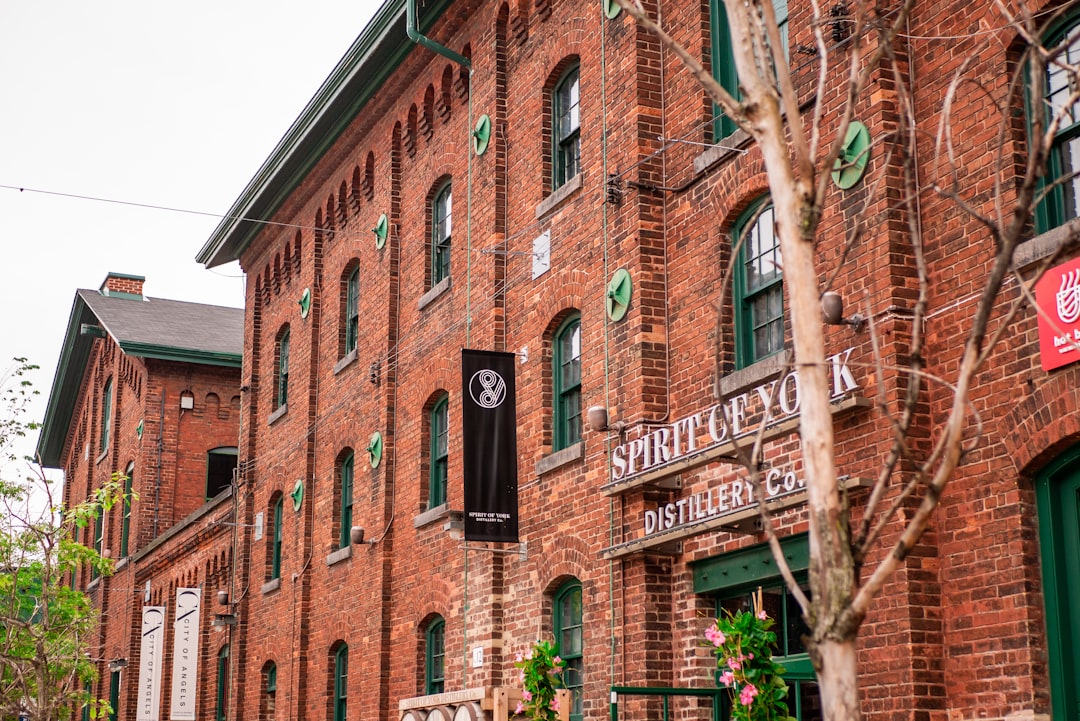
[739,683,758,706]
[522,690,533,702]
[726,656,741,670]
[519,670,526,683]
[718,670,735,686]
[552,697,560,711]
[515,702,525,715]
[553,656,562,666]
[704,626,726,647]
[515,652,524,663]
[757,610,768,621]
[525,649,533,661]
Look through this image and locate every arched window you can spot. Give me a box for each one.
[553,315,582,450]
[429,395,449,508]
[333,644,349,721]
[733,199,784,367]
[100,377,113,453]
[1038,18,1080,231]
[120,462,134,557]
[216,645,230,721]
[425,616,446,695]
[276,327,290,409]
[554,579,583,721]
[553,65,580,189]
[344,266,360,355]
[263,662,277,721]
[269,494,283,581]
[432,182,452,285]
[339,453,354,549]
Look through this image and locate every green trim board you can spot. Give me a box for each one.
[197,0,455,269]
[692,534,809,593]
[1035,444,1080,721]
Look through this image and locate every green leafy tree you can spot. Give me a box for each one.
[0,359,128,721]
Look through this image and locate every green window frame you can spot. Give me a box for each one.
[91,503,105,580]
[425,616,446,695]
[709,0,788,140]
[554,315,582,450]
[429,396,449,508]
[265,662,277,720]
[1036,17,1080,232]
[345,267,360,355]
[693,536,815,721]
[100,377,113,454]
[339,453,354,549]
[216,645,230,721]
[554,579,583,721]
[120,463,133,557]
[554,65,581,189]
[333,644,349,721]
[432,183,452,285]
[108,669,120,721]
[271,495,283,581]
[82,680,93,721]
[733,199,784,367]
[277,328,290,409]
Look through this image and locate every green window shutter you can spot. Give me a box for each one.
[554,579,584,721]
[277,329,290,409]
[334,645,349,721]
[345,268,360,354]
[732,199,784,368]
[432,183,452,285]
[271,496,283,580]
[339,454,354,549]
[554,315,582,450]
[429,396,449,507]
[425,617,446,695]
[554,65,581,189]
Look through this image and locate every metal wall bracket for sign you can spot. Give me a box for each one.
[606,268,632,321]
[298,288,312,319]
[290,480,304,511]
[372,214,389,249]
[831,120,870,189]
[603,0,622,18]
[367,431,383,468]
[472,114,491,156]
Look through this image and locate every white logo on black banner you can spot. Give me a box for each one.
[469,369,507,408]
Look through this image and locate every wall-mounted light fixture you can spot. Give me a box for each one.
[211,614,238,628]
[350,526,365,545]
[821,291,866,332]
[587,406,628,435]
[217,590,229,606]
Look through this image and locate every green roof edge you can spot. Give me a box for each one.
[119,342,242,368]
[195,0,453,268]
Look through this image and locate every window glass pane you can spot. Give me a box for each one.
[346,270,359,353]
[555,582,583,721]
[1061,134,1080,221]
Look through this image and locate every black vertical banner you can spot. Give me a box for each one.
[461,349,519,543]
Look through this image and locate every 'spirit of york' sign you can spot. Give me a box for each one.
[610,348,859,483]
[645,467,804,534]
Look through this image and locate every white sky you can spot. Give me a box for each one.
[0,0,380,472]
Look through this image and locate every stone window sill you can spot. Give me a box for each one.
[95,449,109,465]
[1015,219,1080,269]
[535,441,585,476]
[414,502,451,529]
[268,404,288,426]
[419,276,452,311]
[261,577,281,595]
[326,545,352,566]
[334,349,358,375]
[535,173,582,219]
[115,557,129,572]
[694,128,753,174]
[718,350,792,397]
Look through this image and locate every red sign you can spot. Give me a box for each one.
[1036,255,1080,371]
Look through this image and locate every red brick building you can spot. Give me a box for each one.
[51,0,1080,718]
[37,273,243,721]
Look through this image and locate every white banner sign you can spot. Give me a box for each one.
[169,589,201,720]
[136,606,165,721]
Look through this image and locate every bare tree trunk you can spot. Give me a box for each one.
[817,639,861,721]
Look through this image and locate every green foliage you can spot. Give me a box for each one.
[0,358,134,721]
[706,598,795,721]
[514,640,566,721]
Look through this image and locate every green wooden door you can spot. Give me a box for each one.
[1036,446,1080,721]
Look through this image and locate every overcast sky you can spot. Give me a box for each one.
[0,1,380,473]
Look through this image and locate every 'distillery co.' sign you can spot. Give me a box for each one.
[610,348,859,483]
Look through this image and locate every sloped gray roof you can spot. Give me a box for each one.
[78,290,243,359]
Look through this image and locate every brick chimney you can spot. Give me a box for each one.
[99,273,145,299]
